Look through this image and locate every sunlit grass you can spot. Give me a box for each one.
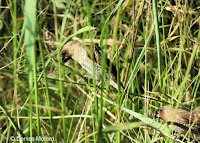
[0,0,200,143]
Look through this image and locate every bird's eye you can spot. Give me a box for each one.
[159,108,163,112]
[62,50,66,57]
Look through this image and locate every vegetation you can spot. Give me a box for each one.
[0,0,200,142]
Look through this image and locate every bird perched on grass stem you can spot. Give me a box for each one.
[61,41,134,103]
[154,105,200,139]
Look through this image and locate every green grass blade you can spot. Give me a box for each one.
[152,0,162,88]
[0,105,25,137]
[102,122,144,133]
[24,0,40,139]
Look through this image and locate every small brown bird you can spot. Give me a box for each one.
[61,41,134,102]
[61,41,118,88]
[154,105,200,138]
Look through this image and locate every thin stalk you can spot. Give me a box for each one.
[67,101,77,143]
[52,0,66,140]
[175,30,199,107]
[113,7,121,143]
[153,0,162,88]
[173,7,190,100]
[37,23,54,135]
[11,0,21,140]
[84,0,101,142]
[13,0,17,105]
[160,0,168,103]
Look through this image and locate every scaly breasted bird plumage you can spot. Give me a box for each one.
[61,41,134,103]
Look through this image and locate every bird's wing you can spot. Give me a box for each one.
[93,44,118,78]
[176,108,200,125]
[93,44,102,65]
[84,44,101,65]
[193,107,200,125]
[176,109,192,123]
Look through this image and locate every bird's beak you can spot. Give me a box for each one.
[62,56,71,63]
[154,110,160,118]
[61,50,72,63]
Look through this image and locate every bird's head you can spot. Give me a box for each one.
[61,41,82,63]
[154,106,174,122]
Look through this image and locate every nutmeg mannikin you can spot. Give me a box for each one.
[61,41,134,102]
[154,105,200,137]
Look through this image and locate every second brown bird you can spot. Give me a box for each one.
[154,105,200,137]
